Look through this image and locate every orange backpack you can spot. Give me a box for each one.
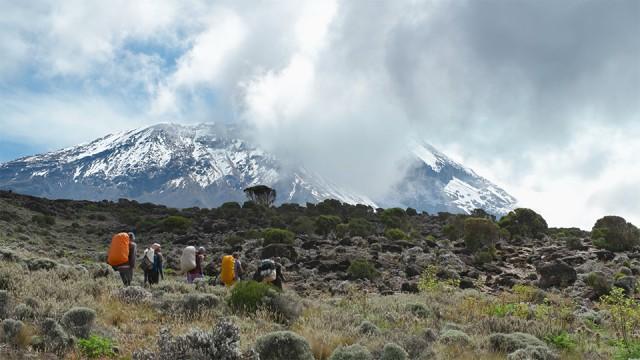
[220,255,236,287]
[107,233,130,266]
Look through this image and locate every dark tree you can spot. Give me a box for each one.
[243,185,276,207]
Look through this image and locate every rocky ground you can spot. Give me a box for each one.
[0,190,639,359]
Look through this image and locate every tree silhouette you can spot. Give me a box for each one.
[243,185,276,207]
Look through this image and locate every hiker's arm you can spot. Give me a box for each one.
[159,255,164,280]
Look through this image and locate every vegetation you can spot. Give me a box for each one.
[463,217,499,252]
[384,228,407,241]
[498,208,548,239]
[347,259,379,280]
[315,215,342,237]
[228,280,277,313]
[77,335,116,358]
[592,216,640,252]
[263,228,295,246]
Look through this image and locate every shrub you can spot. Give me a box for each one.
[40,318,73,355]
[464,217,499,252]
[263,291,304,324]
[473,248,495,264]
[600,287,640,347]
[0,290,10,319]
[61,307,96,339]
[348,218,375,237]
[32,214,55,226]
[224,234,245,247]
[385,228,407,241]
[228,281,277,313]
[443,215,466,241]
[291,216,315,235]
[381,343,408,360]
[329,344,372,360]
[180,293,221,317]
[336,223,349,238]
[592,216,640,252]
[489,332,546,352]
[151,320,242,360]
[347,259,379,280]
[498,208,548,239]
[357,320,381,335]
[507,346,557,360]
[418,265,459,292]
[381,208,408,230]
[439,329,471,346]
[77,335,115,358]
[13,303,35,320]
[405,303,430,318]
[254,331,314,360]
[263,228,295,246]
[315,215,342,237]
[585,272,612,298]
[161,215,192,233]
[1,319,26,346]
[116,286,151,305]
[543,331,576,350]
[564,237,584,250]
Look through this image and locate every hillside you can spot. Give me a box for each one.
[0,190,639,359]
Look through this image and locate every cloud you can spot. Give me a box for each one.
[1,0,639,228]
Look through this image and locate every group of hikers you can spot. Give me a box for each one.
[106,232,285,289]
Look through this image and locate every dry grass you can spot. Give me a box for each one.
[0,256,626,359]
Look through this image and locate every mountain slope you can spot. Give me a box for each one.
[0,123,516,214]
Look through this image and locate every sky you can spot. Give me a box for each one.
[0,0,639,229]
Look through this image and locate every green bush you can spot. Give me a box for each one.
[315,215,342,236]
[464,217,499,252]
[543,331,576,350]
[228,281,277,313]
[161,215,192,233]
[32,214,55,227]
[385,228,407,241]
[498,208,548,239]
[347,259,379,280]
[443,215,466,241]
[336,224,349,238]
[329,344,372,360]
[224,234,245,247]
[381,208,408,230]
[254,331,314,360]
[381,343,408,360]
[348,218,375,237]
[77,335,115,358]
[263,228,295,246]
[585,272,612,298]
[291,216,315,235]
[592,216,640,252]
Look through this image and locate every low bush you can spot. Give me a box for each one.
[347,259,379,280]
[315,215,342,237]
[348,218,375,237]
[263,228,295,246]
[1,319,27,347]
[498,208,548,239]
[160,215,192,233]
[291,216,315,235]
[464,217,499,252]
[180,293,221,317]
[439,329,471,346]
[592,216,640,252]
[381,343,408,360]
[32,214,55,226]
[329,344,372,360]
[254,331,314,360]
[61,307,96,339]
[543,331,576,350]
[116,286,151,305]
[357,320,380,335]
[228,281,277,313]
[77,335,116,358]
[39,318,73,355]
[489,332,546,353]
[385,228,407,241]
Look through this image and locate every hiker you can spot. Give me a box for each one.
[273,257,286,290]
[252,257,285,289]
[107,232,137,286]
[142,243,163,286]
[233,252,244,281]
[186,246,206,284]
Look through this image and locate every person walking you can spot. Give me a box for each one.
[187,246,206,284]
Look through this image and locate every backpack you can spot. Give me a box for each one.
[259,259,275,271]
[107,233,130,266]
[220,255,236,286]
[180,246,197,273]
[140,248,154,271]
[261,269,277,283]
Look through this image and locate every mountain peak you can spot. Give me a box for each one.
[0,123,516,215]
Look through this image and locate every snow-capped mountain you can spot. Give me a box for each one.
[0,123,516,215]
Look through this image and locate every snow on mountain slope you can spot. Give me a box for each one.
[0,123,516,215]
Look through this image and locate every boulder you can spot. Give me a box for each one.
[536,261,577,289]
[261,244,298,261]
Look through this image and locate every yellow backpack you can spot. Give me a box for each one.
[220,255,236,286]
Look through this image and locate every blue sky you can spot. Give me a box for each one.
[1,0,639,228]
